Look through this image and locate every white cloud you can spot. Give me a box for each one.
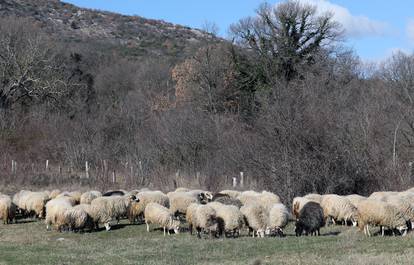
[406,19,414,43]
[297,0,389,38]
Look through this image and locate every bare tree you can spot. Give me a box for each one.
[0,17,69,110]
[230,1,342,81]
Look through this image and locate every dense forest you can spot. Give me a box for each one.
[1,0,414,202]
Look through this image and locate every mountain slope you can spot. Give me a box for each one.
[0,0,217,58]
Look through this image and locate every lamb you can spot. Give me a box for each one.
[295,201,325,236]
[0,195,16,224]
[357,199,408,237]
[144,202,180,236]
[208,202,244,238]
[45,197,74,231]
[240,203,268,238]
[64,205,94,232]
[90,195,139,231]
[191,204,218,239]
[303,193,322,203]
[128,190,169,223]
[320,194,358,226]
[80,191,102,205]
[267,203,290,237]
[292,197,311,219]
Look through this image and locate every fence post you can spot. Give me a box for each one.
[85,161,89,179]
[46,160,49,171]
[232,177,237,188]
[240,172,244,188]
[196,172,200,185]
[112,170,116,183]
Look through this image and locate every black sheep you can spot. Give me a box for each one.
[295,201,325,236]
[102,190,125,197]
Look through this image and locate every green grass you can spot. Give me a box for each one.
[1,220,414,265]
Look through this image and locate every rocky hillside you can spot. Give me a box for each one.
[0,0,217,58]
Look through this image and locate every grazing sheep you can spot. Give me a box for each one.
[168,192,199,218]
[213,195,243,208]
[382,195,414,230]
[267,203,290,237]
[80,191,102,205]
[192,204,218,239]
[13,190,30,215]
[208,202,244,238]
[73,204,99,230]
[295,202,325,236]
[64,206,94,232]
[357,199,408,237]
[240,203,268,238]
[320,194,358,226]
[128,191,169,224]
[45,197,74,231]
[219,190,241,199]
[68,191,82,204]
[144,202,180,236]
[90,195,139,231]
[303,193,322,204]
[292,197,311,219]
[0,195,16,224]
[24,192,50,218]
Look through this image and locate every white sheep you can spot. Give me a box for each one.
[208,202,244,238]
[357,199,408,236]
[369,191,398,201]
[168,192,199,218]
[23,192,50,218]
[240,203,268,238]
[90,195,139,231]
[0,195,16,224]
[320,194,358,226]
[382,195,414,229]
[64,205,94,232]
[186,203,199,235]
[144,202,180,236]
[128,190,169,223]
[49,189,61,199]
[267,203,290,236]
[192,204,218,238]
[80,191,102,205]
[45,197,74,231]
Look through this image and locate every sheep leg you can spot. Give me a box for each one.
[146,221,150,232]
[189,224,193,235]
[163,227,166,236]
[366,225,371,237]
[196,227,202,239]
[381,226,385,237]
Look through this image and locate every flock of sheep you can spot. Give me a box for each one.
[1,186,414,238]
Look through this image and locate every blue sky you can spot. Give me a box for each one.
[65,0,414,61]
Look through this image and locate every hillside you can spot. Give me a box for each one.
[0,0,217,58]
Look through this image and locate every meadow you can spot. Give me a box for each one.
[1,219,413,265]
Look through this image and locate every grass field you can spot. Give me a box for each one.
[1,220,414,265]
